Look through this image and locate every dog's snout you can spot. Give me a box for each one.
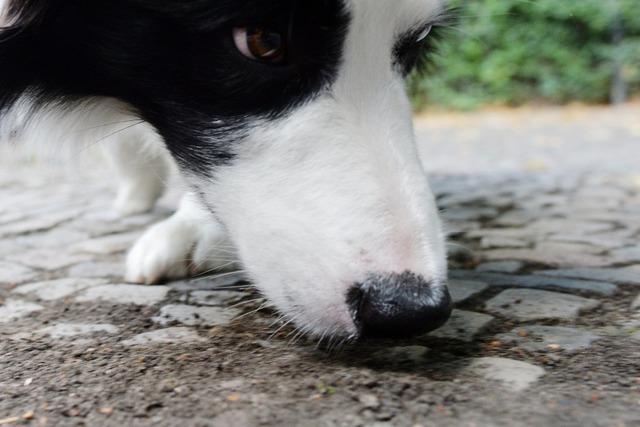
[347,271,452,339]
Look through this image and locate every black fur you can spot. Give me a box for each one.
[0,0,349,175]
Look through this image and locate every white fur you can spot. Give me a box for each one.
[0,0,9,26]
[1,96,171,216]
[102,128,170,216]
[126,193,239,284]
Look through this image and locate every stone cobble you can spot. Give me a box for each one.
[450,271,619,296]
[484,289,601,321]
[496,326,601,353]
[459,357,546,392]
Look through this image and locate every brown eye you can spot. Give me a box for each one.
[233,26,286,63]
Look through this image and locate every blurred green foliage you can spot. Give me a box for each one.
[411,0,640,110]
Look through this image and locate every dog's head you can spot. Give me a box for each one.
[3,0,452,340]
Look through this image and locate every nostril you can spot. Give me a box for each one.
[347,271,452,339]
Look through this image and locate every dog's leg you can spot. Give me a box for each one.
[126,193,239,284]
[102,129,171,216]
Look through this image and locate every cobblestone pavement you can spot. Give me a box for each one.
[1,105,640,426]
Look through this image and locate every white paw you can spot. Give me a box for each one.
[125,214,239,284]
[114,184,164,217]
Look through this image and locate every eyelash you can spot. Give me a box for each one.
[394,25,438,75]
[395,7,457,75]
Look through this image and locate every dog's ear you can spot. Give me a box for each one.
[0,0,80,142]
[1,0,50,96]
[0,0,50,113]
[2,0,52,30]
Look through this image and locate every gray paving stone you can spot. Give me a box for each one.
[480,236,530,249]
[442,207,499,222]
[122,327,207,346]
[466,228,536,240]
[14,228,90,249]
[76,284,169,305]
[0,239,28,258]
[535,242,605,256]
[167,274,249,292]
[7,249,93,271]
[450,271,618,296]
[0,261,38,285]
[447,243,476,261]
[448,280,489,304]
[67,261,124,279]
[545,232,633,250]
[626,264,640,273]
[81,207,170,228]
[632,331,640,342]
[575,211,640,226]
[437,193,488,208]
[525,219,616,236]
[573,200,623,211]
[485,289,601,321]
[446,220,482,235]
[496,326,601,353]
[0,299,44,323]
[0,210,27,225]
[475,261,525,274]
[0,209,79,238]
[428,310,494,342]
[535,267,640,286]
[609,246,640,265]
[17,199,87,219]
[152,304,241,327]
[517,194,568,210]
[462,357,545,392]
[13,278,108,301]
[71,219,142,238]
[120,211,172,227]
[39,323,120,339]
[574,186,628,200]
[181,290,246,307]
[493,210,536,227]
[632,294,640,310]
[72,232,140,255]
[482,248,614,268]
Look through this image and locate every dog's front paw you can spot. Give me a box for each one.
[114,184,161,217]
[125,212,239,284]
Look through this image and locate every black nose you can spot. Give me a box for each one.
[347,271,452,339]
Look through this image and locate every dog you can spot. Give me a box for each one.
[0,0,453,341]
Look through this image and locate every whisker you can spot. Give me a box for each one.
[268,318,295,340]
[174,257,239,265]
[227,297,265,309]
[71,119,143,134]
[204,288,253,294]
[329,337,351,355]
[192,270,247,282]
[288,327,309,347]
[194,260,240,276]
[315,330,328,350]
[232,301,270,321]
[266,314,288,330]
[74,120,145,158]
[189,284,255,292]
